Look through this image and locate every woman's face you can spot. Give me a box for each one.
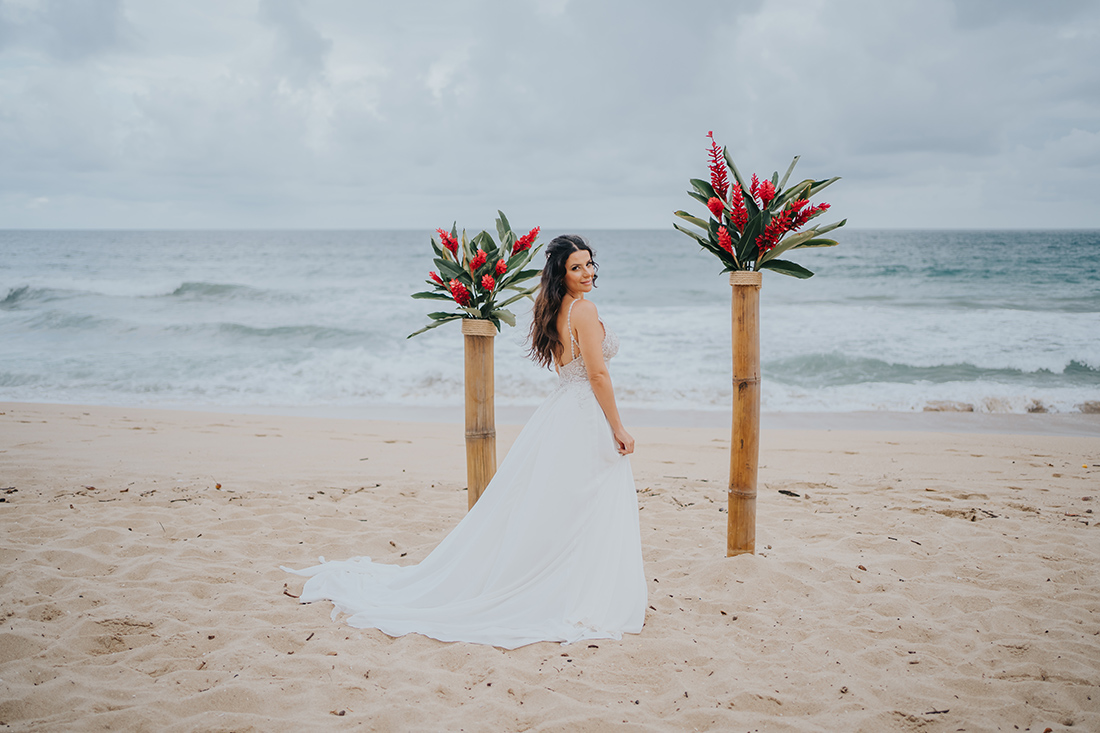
[563,249,595,297]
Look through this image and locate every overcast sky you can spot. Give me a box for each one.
[1,0,1098,229]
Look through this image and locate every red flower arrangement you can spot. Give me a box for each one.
[718,226,733,254]
[437,228,459,257]
[470,249,488,273]
[674,131,846,278]
[706,131,729,200]
[410,211,545,337]
[449,279,472,306]
[512,226,540,254]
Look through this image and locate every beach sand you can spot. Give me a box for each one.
[1,402,1097,731]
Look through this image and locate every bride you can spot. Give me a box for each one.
[285,234,646,649]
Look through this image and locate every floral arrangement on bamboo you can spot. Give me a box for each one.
[409,211,543,337]
[674,131,846,278]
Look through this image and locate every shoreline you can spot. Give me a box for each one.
[3,399,1099,436]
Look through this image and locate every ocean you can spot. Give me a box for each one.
[1,229,1097,416]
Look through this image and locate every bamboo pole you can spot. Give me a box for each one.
[462,318,498,509]
[728,271,762,556]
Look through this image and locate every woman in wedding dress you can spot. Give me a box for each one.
[285,235,646,649]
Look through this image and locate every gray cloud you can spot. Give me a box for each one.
[0,0,133,60]
[258,0,332,86]
[0,0,1097,228]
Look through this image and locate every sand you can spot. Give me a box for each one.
[1,401,1097,732]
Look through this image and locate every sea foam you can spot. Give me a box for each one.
[1,229,1097,414]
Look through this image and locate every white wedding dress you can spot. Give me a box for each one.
[284,313,647,649]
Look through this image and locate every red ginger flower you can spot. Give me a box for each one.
[437,229,459,257]
[729,182,748,233]
[429,271,444,286]
[469,249,487,272]
[480,274,496,291]
[755,200,831,253]
[706,131,729,200]
[787,199,812,230]
[718,226,733,254]
[707,197,725,220]
[758,179,776,207]
[755,209,794,253]
[513,226,540,254]
[494,259,508,276]
[786,199,831,231]
[448,279,471,306]
[749,174,776,208]
[806,201,830,223]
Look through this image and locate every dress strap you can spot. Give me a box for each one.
[566,299,579,360]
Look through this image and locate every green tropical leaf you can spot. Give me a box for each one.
[737,216,763,265]
[427,311,459,320]
[807,176,840,198]
[757,229,818,265]
[675,223,736,268]
[435,257,465,281]
[505,247,536,273]
[471,230,497,260]
[499,255,540,289]
[687,190,711,208]
[791,238,839,249]
[495,211,511,243]
[707,215,722,241]
[497,291,534,308]
[723,148,748,192]
[502,281,534,293]
[690,178,718,200]
[407,314,461,338]
[673,222,710,247]
[430,236,444,259]
[758,259,814,278]
[412,291,455,300]
[777,155,800,191]
[490,308,516,327]
[775,180,812,208]
[498,286,538,308]
[674,210,710,231]
[814,218,847,236]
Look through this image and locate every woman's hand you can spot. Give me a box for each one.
[613,426,635,456]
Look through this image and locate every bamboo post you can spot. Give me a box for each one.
[461,318,497,509]
[728,271,762,556]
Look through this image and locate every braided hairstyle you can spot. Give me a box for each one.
[527,234,598,369]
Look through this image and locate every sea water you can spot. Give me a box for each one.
[1,229,1097,414]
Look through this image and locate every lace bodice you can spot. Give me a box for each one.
[558,300,619,386]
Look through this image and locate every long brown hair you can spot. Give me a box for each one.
[527,234,598,369]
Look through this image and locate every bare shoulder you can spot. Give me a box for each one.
[570,298,599,322]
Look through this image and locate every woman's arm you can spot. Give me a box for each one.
[571,299,634,455]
